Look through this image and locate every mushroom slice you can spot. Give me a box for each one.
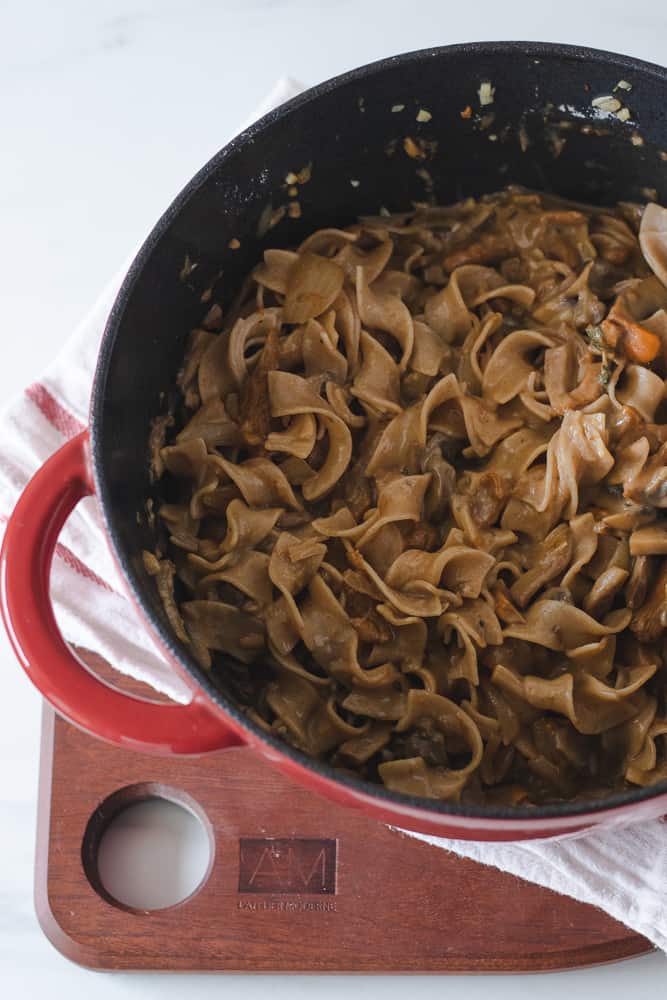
[630,561,667,642]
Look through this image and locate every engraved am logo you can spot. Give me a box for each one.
[238,838,337,894]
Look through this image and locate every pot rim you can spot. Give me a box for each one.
[90,39,667,825]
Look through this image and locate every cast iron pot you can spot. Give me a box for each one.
[3,41,667,841]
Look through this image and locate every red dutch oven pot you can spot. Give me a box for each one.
[3,42,667,841]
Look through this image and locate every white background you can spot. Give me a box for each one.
[2,0,667,995]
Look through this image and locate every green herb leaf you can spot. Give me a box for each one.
[586,325,606,351]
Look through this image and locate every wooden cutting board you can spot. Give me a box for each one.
[35,652,653,972]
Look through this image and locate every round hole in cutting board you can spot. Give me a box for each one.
[83,785,213,912]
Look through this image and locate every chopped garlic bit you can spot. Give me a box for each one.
[228,238,241,250]
[416,108,432,122]
[615,107,631,122]
[478,81,495,106]
[297,162,312,184]
[350,179,360,188]
[615,79,633,92]
[285,171,298,185]
[391,103,405,113]
[488,133,498,142]
[379,206,391,217]
[591,95,622,113]
[549,132,567,158]
[179,254,198,281]
[287,185,298,197]
[631,133,644,146]
[256,202,274,238]
[403,136,425,159]
[267,205,287,229]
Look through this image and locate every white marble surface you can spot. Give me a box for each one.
[2,0,667,994]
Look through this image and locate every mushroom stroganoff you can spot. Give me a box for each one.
[145,187,667,806]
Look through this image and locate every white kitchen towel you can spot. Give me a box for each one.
[2,76,667,956]
[399,821,667,953]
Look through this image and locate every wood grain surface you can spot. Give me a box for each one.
[34,650,653,973]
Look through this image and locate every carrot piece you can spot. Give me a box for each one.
[622,321,661,363]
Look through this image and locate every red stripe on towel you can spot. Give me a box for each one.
[0,513,117,595]
[54,542,116,593]
[25,383,86,439]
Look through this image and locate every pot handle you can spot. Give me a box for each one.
[0,430,244,755]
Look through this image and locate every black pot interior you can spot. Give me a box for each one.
[91,41,667,820]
